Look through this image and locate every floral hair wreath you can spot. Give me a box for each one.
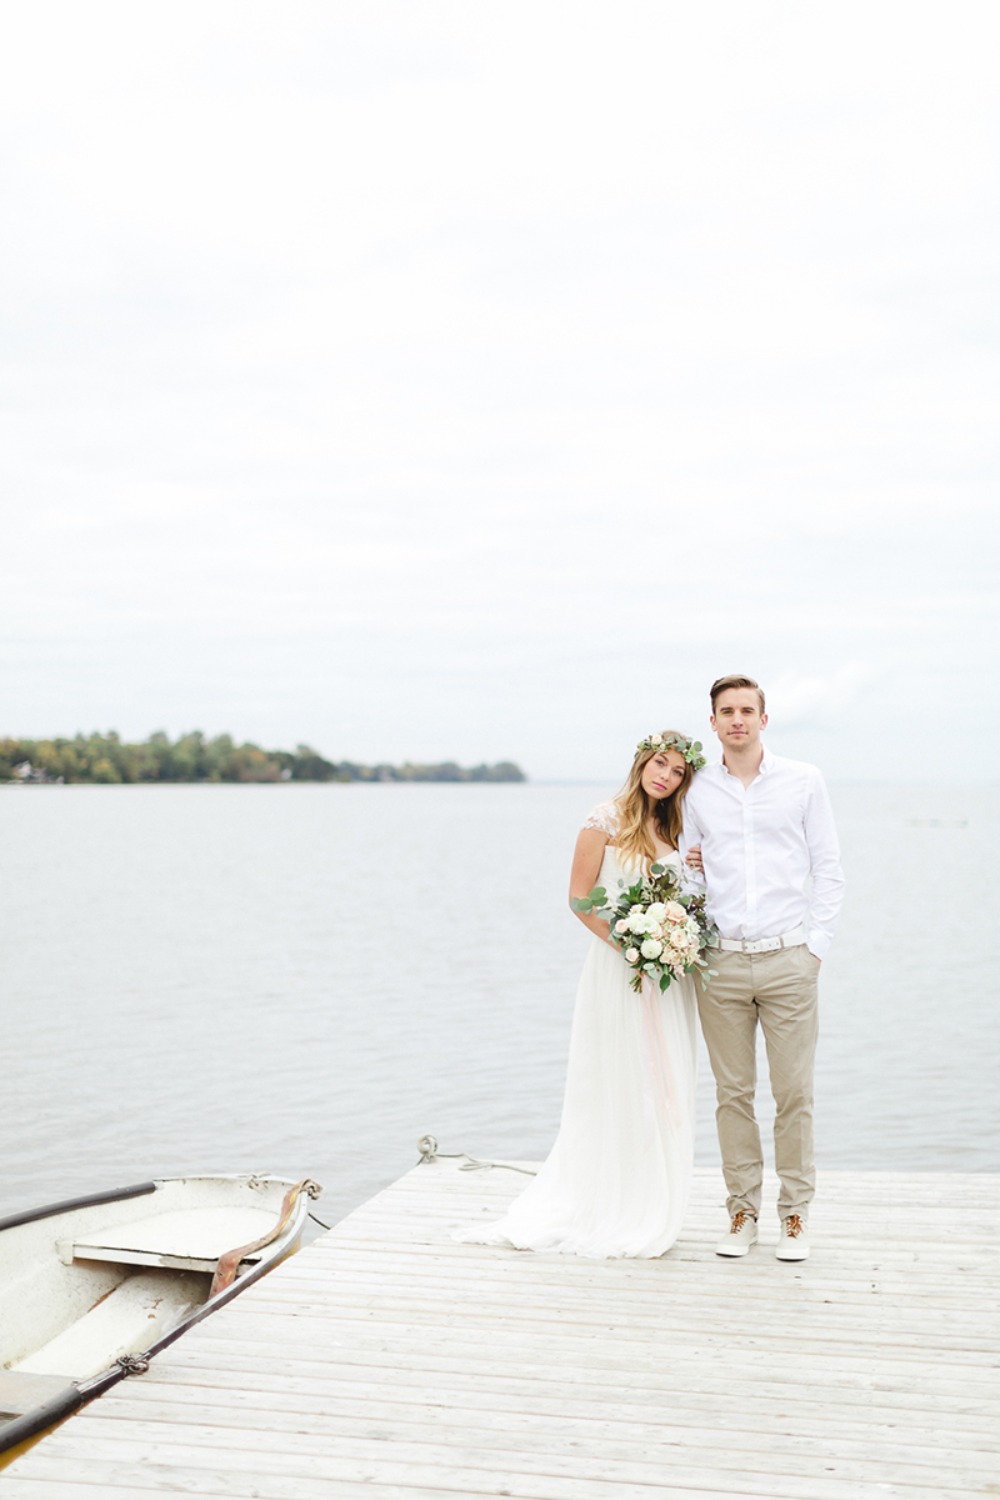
[636,732,707,771]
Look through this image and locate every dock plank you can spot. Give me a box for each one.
[1,1164,998,1499]
[129,1353,999,1431]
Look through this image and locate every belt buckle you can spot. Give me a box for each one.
[749,936,779,954]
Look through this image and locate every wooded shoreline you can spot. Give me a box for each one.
[1,732,526,785]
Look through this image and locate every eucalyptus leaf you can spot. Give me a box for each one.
[571,883,608,915]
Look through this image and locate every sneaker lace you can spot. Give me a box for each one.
[783,1214,804,1238]
[730,1211,754,1233]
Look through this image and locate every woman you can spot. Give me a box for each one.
[457,731,704,1258]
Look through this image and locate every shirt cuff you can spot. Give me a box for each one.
[807,930,832,961]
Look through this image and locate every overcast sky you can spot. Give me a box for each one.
[2,1,997,782]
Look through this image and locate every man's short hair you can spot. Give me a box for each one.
[710,674,766,715]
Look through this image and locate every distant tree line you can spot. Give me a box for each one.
[0,731,526,785]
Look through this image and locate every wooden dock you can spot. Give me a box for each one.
[1,1159,998,1499]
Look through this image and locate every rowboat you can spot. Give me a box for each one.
[0,1172,321,1458]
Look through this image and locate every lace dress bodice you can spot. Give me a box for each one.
[582,800,683,889]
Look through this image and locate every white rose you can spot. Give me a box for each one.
[669,929,693,952]
[627,912,649,935]
[648,923,664,940]
[615,919,629,934]
[624,947,640,964]
[646,903,667,923]
[640,937,663,959]
[663,901,686,922]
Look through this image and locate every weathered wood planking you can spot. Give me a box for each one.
[1,1163,997,1499]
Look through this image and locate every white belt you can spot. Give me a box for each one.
[712,924,807,954]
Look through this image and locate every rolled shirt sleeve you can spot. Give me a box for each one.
[803,768,845,960]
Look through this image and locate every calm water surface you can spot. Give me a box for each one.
[2,782,998,1228]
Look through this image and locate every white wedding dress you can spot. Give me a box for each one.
[457,803,699,1258]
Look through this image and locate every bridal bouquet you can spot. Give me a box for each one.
[572,862,716,994]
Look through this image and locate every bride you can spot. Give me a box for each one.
[457,731,704,1258]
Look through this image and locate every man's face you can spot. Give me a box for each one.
[710,688,767,752]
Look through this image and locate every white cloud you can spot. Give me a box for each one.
[766,666,880,729]
[1,2,997,781]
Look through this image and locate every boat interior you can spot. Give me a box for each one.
[0,1176,297,1415]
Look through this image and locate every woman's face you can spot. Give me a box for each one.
[640,749,687,803]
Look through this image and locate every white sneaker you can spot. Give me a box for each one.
[776,1214,809,1261]
[715,1210,758,1257]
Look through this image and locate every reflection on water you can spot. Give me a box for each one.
[2,781,998,1227]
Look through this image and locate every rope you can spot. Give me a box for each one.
[416,1134,537,1176]
[209,1178,323,1297]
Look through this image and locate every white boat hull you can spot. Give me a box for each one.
[0,1173,321,1455]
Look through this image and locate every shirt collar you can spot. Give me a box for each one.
[712,741,773,780]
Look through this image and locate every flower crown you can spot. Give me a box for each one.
[636,732,707,771]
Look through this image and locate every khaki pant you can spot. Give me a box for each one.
[697,944,819,1221]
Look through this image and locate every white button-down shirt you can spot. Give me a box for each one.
[680,746,845,960]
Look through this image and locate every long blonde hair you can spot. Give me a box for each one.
[613,732,696,871]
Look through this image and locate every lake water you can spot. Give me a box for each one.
[2,781,998,1231]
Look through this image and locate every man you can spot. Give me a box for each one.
[682,674,845,1261]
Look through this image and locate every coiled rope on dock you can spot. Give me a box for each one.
[416,1135,537,1175]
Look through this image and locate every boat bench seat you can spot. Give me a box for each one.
[58,1206,273,1274]
[65,1243,229,1274]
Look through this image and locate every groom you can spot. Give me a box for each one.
[682,674,845,1261]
